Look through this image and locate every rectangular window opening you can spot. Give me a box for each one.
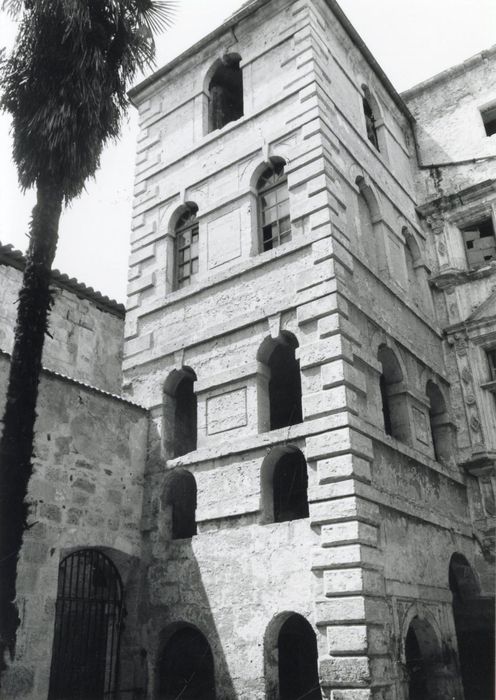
[487,348,496,382]
[461,217,496,267]
[481,104,496,137]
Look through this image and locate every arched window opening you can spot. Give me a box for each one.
[355,176,380,270]
[163,367,197,459]
[363,95,379,150]
[208,54,243,132]
[265,614,321,700]
[377,345,407,443]
[156,625,216,700]
[175,205,199,290]
[270,449,309,523]
[162,469,197,540]
[404,617,442,700]
[258,332,302,431]
[257,159,291,251]
[449,554,494,700]
[426,381,451,462]
[48,550,123,700]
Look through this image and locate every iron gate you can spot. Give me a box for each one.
[48,549,123,700]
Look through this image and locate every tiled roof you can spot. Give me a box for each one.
[0,241,125,317]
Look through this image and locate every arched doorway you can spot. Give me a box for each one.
[449,553,495,700]
[48,549,123,700]
[156,625,216,699]
[404,616,445,700]
[265,613,322,700]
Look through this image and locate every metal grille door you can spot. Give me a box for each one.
[48,549,123,700]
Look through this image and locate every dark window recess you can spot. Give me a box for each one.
[156,627,216,700]
[363,96,379,150]
[174,372,197,458]
[209,55,243,131]
[379,374,392,436]
[449,554,495,700]
[481,104,496,137]
[258,162,291,251]
[48,550,123,700]
[164,470,197,540]
[268,341,302,430]
[487,348,496,381]
[175,206,199,289]
[278,615,322,700]
[273,451,309,523]
[461,218,496,267]
[405,626,429,700]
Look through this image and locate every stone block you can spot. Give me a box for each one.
[323,569,384,597]
[330,691,371,700]
[327,625,368,654]
[317,454,371,484]
[297,292,339,324]
[315,596,366,625]
[321,521,378,547]
[319,655,370,686]
[306,427,373,461]
[312,543,382,570]
[299,336,352,369]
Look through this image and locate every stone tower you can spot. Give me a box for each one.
[124,1,494,698]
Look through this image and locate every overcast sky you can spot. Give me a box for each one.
[0,0,495,303]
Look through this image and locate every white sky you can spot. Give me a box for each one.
[0,0,495,303]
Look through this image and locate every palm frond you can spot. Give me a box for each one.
[0,0,176,201]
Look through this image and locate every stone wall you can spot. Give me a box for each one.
[0,354,148,699]
[0,245,124,393]
[122,0,492,698]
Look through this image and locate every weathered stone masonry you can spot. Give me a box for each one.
[1,1,495,699]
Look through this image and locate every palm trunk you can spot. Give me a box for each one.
[0,179,63,680]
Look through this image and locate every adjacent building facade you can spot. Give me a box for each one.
[1,1,495,699]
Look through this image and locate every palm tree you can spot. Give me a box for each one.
[0,0,174,680]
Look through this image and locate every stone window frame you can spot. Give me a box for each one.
[354,174,389,276]
[162,366,198,460]
[447,200,496,271]
[175,205,200,289]
[256,158,291,253]
[203,52,244,135]
[256,330,303,433]
[479,101,496,138]
[361,84,389,159]
[260,445,309,524]
[160,467,198,540]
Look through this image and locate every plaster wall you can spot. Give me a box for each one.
[403,46,496,201]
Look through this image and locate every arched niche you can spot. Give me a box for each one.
[205,53,243,133]
[402,226,432,314]
[361,84,388,157]
[425,380,453,463]
[155,623,216,699]
[163,367,198,459]
[264,612,322,700]
[377,344,410,443]
[260,446,309,523]
[449,553,494,700]
[161,468,197,540]
[404,615,444,700]
[355,175,387,274]
[257,331,302,432]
